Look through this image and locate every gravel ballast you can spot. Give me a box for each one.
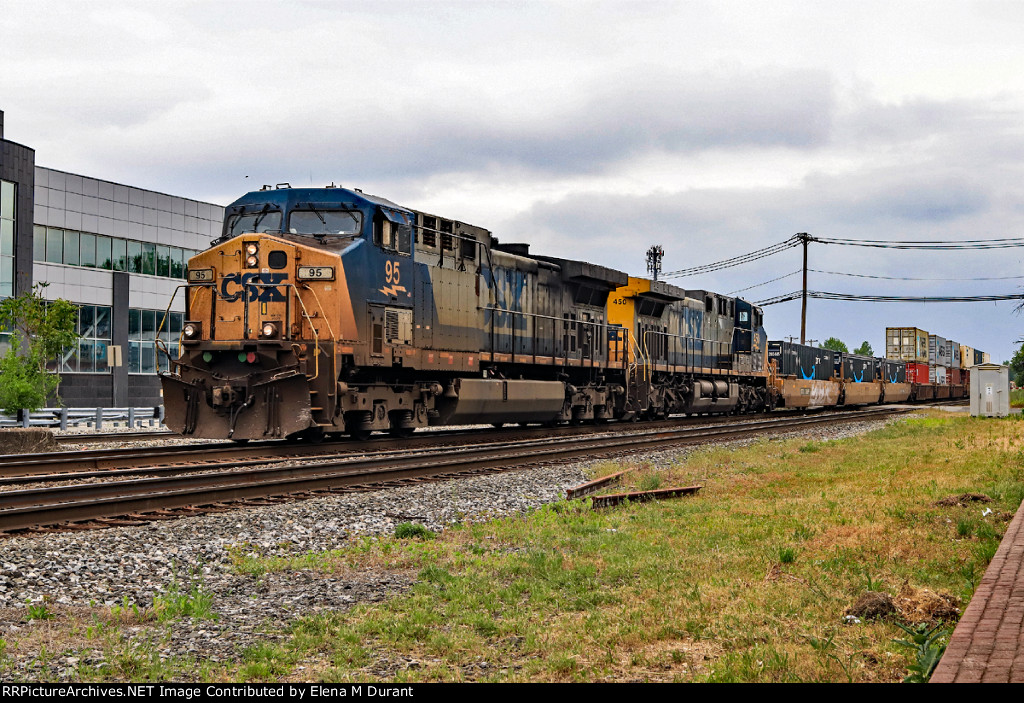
[0,414,905,680]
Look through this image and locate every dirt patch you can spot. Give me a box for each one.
[934,493,993,507]
[893,583,960,624]
[0,428,57,454]
[846,591,896,620]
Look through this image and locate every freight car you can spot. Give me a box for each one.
[159,186,774,441]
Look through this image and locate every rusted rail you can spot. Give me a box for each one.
[565,470,633,500]
[588,485,703,509]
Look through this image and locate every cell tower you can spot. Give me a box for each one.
[646,245,664,281]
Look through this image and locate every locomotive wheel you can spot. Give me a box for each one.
[349,428,372,441]
[390,426,415,439]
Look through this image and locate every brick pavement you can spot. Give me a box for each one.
[932,496,1024,683]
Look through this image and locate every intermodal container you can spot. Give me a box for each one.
[768,341,835,381]
[951,341,961,368]
[974,349,984,365]
[882,359,906,383]
[907,361,929,384]
[960,345,974,369]
[982,352,991,364]
[929,335,951,367]
[935,366,947,385]
[886,327,929,362]
[833,352,877,382]
[950,367,962,385]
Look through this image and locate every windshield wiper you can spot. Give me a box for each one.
[307,203,326,225]
[251,204,272,232]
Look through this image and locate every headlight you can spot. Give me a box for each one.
[246,255,259,267]
[183,322,200,339]
[261,322,278,338]
[246,243,259,256]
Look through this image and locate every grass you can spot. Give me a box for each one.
[1011,388,1024,408]
[6,409,1023,682]
[209,409,1023,683]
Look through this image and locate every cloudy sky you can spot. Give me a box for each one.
[4,0,1024,361]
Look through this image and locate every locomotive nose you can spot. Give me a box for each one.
[162,232,355,440]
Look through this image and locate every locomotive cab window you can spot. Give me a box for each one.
[378,220,412,256]
[224,210,282,237]
[288,209,362,237]
[377,209,412,256]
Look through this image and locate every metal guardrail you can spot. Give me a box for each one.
[0,406,165,431]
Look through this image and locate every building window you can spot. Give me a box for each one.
[52,304,112,374]
[31,225,197,280]
[1,179,15,299]
[129,307,182,374]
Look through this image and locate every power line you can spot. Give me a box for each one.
[727,270,801,295]
[661,236,801,278]
[658,233,1024,282]
[814,235,1024,250]
[756,290,1024,306]
[808,268,1024,282]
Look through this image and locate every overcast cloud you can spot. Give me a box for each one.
[3,0,1024,360]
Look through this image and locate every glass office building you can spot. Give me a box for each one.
[0,109,224,407]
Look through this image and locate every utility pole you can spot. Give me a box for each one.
[646,245,664,281]
[797,233,812,344]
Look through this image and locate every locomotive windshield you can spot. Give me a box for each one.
[224,210,283,237]
[288,209,362,236]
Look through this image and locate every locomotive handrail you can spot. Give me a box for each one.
[479,305,612,366]
[301,283,338,390]
[156,285,188,371]
[292,286,322,382]
[640,327,740,375]
[629,330,646,378]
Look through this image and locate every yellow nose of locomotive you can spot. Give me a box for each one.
[161,233,354,440]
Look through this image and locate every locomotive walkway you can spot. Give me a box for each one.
[932,496,1024,683]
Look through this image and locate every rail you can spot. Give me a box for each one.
[480,305,619,371]
[641,328,739,375]
[301,283,338,387]
[292,285,323,381]
[0,407,909,533]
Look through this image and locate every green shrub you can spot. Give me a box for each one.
[395,522,436,540]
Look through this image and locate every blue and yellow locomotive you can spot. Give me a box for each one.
[160,185,773,440]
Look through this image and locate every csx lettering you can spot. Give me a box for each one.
[221,272,288,302]
[385,260,400,285]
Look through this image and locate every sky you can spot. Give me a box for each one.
[3,0,1024,362]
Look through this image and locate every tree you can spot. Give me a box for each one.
[1009,342,1024,387]
[821,337,849,353]
[853,341,873,356]
[0,284,79,414]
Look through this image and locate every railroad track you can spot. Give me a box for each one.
[0,407,908,534]
[0,405,900,480]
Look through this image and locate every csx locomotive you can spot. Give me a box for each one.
[159,185,786,440]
